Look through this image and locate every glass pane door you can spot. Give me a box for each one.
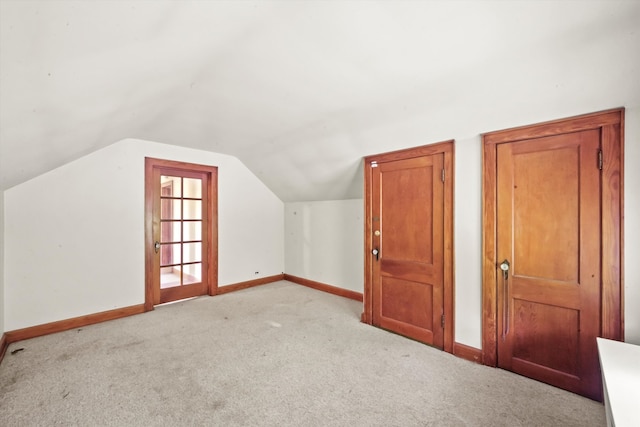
[145,157,217,309]
[159,174,205,294]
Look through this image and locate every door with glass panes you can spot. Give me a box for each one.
[145,158,218,307]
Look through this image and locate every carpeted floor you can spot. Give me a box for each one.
[0,281,605,426]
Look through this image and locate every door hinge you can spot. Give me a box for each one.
[371,161,378,168]
[598,149,603,170]
[441,168,445,183]
[441,314,445,328]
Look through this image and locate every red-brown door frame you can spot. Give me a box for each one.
[481,108,624,366]
[363,140,455,354]
[144,157,218,311]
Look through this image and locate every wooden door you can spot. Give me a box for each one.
[364,142,453,350]
[497,131,601,399]
[145,158,218,309]
[483,109,624,402]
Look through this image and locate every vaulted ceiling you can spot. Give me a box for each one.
[1,1,639,201]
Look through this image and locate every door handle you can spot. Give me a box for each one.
[499,259,510,339]
[500,259,510,280]
[154,241,161,254]
[372,248,380,261]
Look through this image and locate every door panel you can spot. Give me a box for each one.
[496,130,601,399]
[371,154,444,348]
[512,300,579,376]
[381,277,433,329]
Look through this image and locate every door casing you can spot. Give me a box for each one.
[144,157,219,311]
[363,141,455,354]
[481,108,624,366]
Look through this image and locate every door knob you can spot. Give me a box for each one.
[372,248,380,261]
[154,241,161,254]
[499,259,510,280]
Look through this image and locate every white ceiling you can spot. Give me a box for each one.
[1,1,639,201]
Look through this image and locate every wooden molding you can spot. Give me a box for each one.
[363,139,454,163]
[601,118,624,341]
[453,342,483,364]
[216,274,285,295]
[144,157,219,310]
[481,108,624,367]
[4,304,145,344]
[482,108,623,144]
[0,333,7,365]
[284,274,364,302]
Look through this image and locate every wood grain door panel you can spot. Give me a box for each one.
[371,154,444,347]
[381,277,432,321]
[364,141,454,353]
[512,300,580,376]
[482,108,624,402]
[496,129,602,399]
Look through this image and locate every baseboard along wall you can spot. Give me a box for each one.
[216,274,285,295]
[5,304,146,344]
[453,342,483,364]
[0,275,481,368]
[0,304,146,366]
[283,274,364,302]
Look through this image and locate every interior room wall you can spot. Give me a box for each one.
[284,200,363,294]
[4,139,284,331]
[283,107,640,348]
[453,136,483,348]
[0,196,5,335]
[624,107,640,344]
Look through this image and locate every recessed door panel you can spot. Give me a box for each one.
[381,277,433,330]
[512,299,580,376]
[512,146,580,283]
[381,166,434,263]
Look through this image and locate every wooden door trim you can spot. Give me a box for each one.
[481,108,624,367]
[144,157,219,311]
[363,140,455,354]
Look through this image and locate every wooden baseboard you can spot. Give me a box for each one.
[284,274,363,302]
[1,274,358,357]
[453,342,483,364]
[0,333,7,365]
[216,274,285,295]
[4,304,146,344]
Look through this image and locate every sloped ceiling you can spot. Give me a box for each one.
[1,1,639,201]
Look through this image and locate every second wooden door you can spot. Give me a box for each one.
[496,130,602,399]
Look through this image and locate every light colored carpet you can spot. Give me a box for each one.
[0,281,604,426]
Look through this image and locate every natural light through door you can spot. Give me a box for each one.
[145,157,218,308]
[159,175,203,289]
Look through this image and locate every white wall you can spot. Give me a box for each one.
[0,196,4,336]
[285,200,363,293]
[624,107,640,344]
[4,139,284,331]
[453,137,483,347]
[2,112,637,345]
[283,107,640,348]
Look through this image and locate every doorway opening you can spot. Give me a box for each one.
[145,158,218,310]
